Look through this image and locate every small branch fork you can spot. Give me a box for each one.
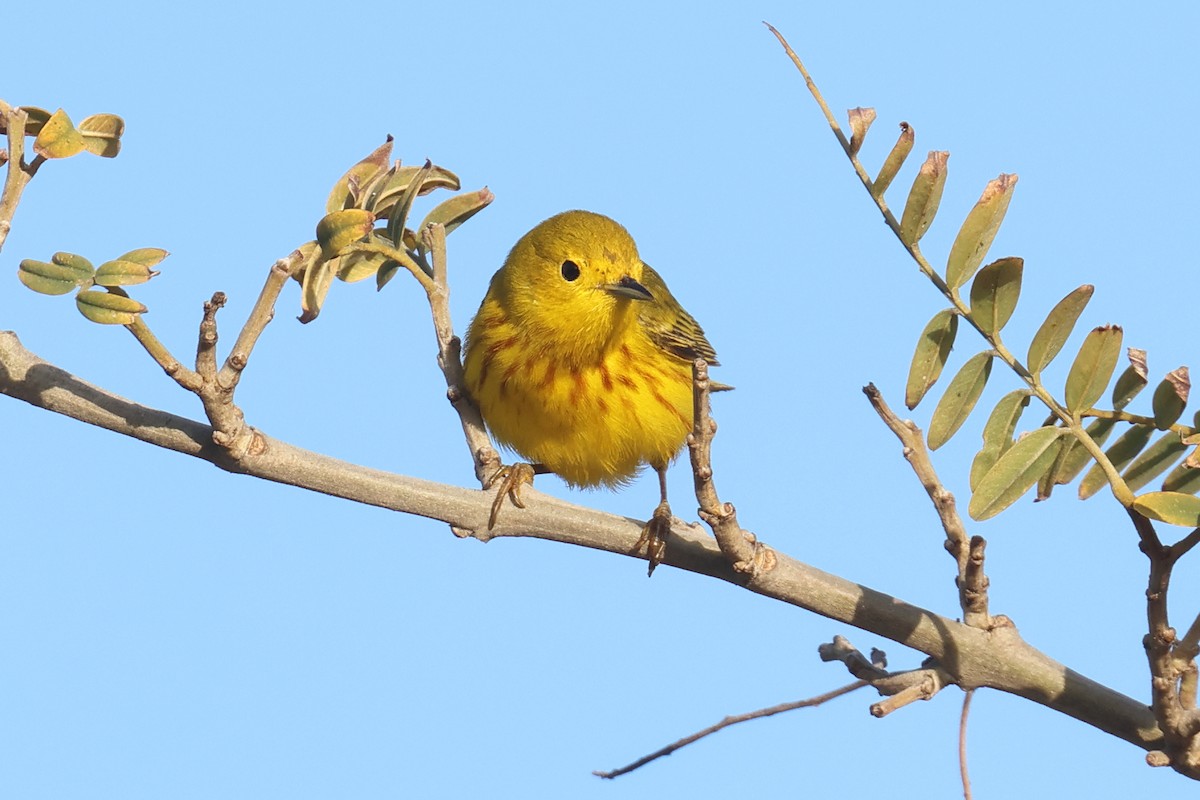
[124,251,306,458]
[819,635,955,717]
[1128,508,1200,772]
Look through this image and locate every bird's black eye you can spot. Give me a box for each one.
[560,260,581,281]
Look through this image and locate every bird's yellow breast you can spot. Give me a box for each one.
[463,299,693,487]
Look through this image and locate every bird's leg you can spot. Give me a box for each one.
[634,465,673,576]
[485,462,543,529]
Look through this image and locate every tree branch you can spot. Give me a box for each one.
[594,681,867,779]
[0,328,1178,771]
[864,383,993,628]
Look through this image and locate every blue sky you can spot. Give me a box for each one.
[3,2,1198,797]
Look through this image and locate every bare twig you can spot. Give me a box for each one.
[0,105,43,253]
[819,635,951,716]
[870,670,948,717]
[1128,507,1200,770]
[863,383,991,627]
[593,681,867,779]
[125,316,202,391]
[418,222,498,488]
[196,292,224,380]
[960,689,975,800]
[688,358,770,576]
[218,251,305,388]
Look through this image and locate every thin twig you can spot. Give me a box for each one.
[419,222,498,487]
[870,671,947,717]
[593,681,867,779]
[0,106,34,253]
[218,251,305,388]
[687,358,767,575]
[819,635,951,716]
[126,316,202,391]
[196,292,225,380]
[960,689,975,800]
[863,383,991,627]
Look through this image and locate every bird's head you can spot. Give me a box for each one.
[494,210,653,359]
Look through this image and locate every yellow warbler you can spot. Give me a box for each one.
[463,210,722,573]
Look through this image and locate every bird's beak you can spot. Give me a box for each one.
[603,275,653,301]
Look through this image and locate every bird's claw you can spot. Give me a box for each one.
[634,500,673,576]
[487,462,536,529]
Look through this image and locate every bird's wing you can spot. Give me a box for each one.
[637,263,720,366]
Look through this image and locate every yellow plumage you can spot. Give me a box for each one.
[463,210,721,571]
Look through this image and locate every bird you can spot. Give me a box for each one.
[462,209,723,575]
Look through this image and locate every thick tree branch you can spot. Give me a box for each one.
[0,328,1178,770]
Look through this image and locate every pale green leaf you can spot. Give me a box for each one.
[969,426,1066,520]
[928,351,993,450]
[898,151,948,246]
[946,174,1018,290]
[1027,285,1094,375]
[905,309,958,410]
[1064,325,1123,415]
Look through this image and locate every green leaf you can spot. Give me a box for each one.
[968,256,1023,336]
[1112,352,1148,411]
[928,351,993,450]
[416,187,495,243]
[376,261,401,291]
[325,138,393,214]
[1151,368,1189,430]
[94,259,159,287]
[299,257,335,324]
[946,174,1018,291]
[1027,285,1094,375]
[32,109,85,159]
[386,160,433,247]
[333,236,392,283]
[969,389,1031,491]
[1122,432,1188,493]
[78,113,125,158]
[872,122,913,198]
[116,248,169,268]
[373,164,461,216]
[1162,461,1200,495]
[17,254,94,295]
[898,151,948,246]
[968,426,1065,521]
[315,208,376,258]
[76,289,146,324]
[1079,425,1154,500]
[1064,325,1123,415]
[1132,491,1200,527]
[905,309,958,409]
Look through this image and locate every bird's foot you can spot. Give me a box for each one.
[486,462,537,529]
[634,500,673,577]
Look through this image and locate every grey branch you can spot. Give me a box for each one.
[0,329,1178,772]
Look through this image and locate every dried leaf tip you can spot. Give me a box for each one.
[848,107,876,156]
